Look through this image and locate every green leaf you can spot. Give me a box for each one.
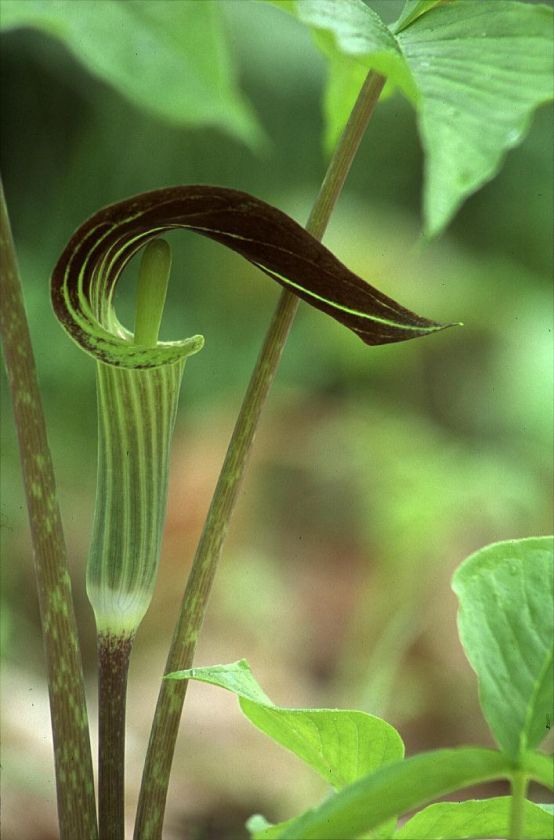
[170,660,273,705]
[300,0,417,97]
[270,0,418,98]
[253,752,554,839]
[262,748,519,838]
[241,700,403,791]
[270,0,553,236]
[391,0,445,35]
[397,0,554,235]
[452,537,554,759]
[51,185,451,370]
[0,0,262,147]
[524,751,554,791]
[395,797,554,839]
[266,0,414,154]
[167,659,404,790]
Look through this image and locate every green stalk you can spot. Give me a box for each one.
[134,70,386,839]
[0,178,98,837]
[509,771,529,840]
[93,240,183,839]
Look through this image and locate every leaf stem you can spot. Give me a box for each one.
[509,770,529,840]
[0,177,98,838]
[134,70,386,839]
[98,633,134,840]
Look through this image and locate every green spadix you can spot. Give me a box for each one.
[134,238,171,347]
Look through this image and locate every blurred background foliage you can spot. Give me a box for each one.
[1,1,552,837]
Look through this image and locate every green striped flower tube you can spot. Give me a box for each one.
[89,358,184,637]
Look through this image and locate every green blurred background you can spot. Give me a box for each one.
[1,1,552,837]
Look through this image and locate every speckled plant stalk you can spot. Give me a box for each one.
[134,70,387,840]
[0,178,98,839]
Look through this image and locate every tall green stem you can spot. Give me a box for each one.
[134,70,386,839]
[509,771,529,840]
[0,178,98,838]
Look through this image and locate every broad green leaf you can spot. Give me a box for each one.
[52,185,451,370]
[397,1,554,235]
[167,659,404,790]
[0,0,262,147]
[263,748,519,839]
[395,797,554,839]
[452,537,554,759]
[391,1,445,34]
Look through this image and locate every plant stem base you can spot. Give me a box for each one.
[98,633,134,840]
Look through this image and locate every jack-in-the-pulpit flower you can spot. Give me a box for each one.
[50,183,453,838]
[51,185,450,637]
